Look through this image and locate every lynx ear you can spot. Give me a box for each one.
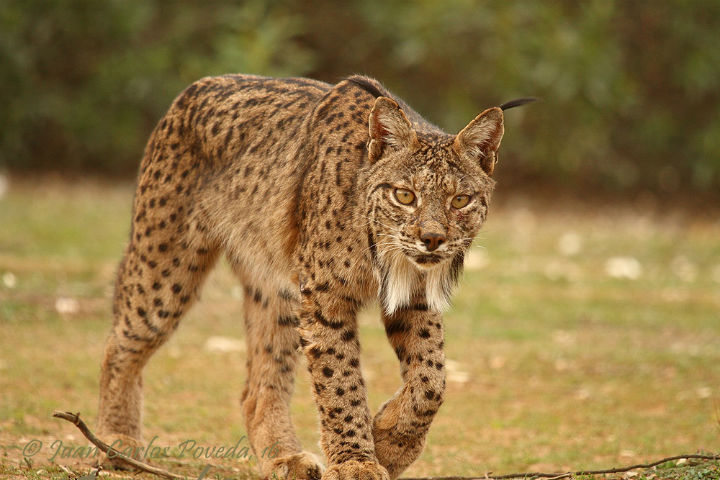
[454,107,504,175]
[368,96,416,162]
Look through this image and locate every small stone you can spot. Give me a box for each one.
[55,297,79,314]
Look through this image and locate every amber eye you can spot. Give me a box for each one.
[394,188,416,205]
[451,194,471,209]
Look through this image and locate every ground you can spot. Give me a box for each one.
[0,177,718,479]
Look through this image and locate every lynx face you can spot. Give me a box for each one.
[364,97,503,314]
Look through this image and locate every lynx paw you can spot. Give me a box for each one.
[373,427,424,479]
[372,398,427,478]
[321,460,389,480]
[268,451,324,480]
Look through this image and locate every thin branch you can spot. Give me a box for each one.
[52,411,188,480]
[402,453,720,480]
[53,410,718,480]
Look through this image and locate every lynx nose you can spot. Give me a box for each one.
[420,232,446,252]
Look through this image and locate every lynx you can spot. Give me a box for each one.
[97,73,529,480]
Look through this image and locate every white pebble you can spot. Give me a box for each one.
[557,231,582,257]
[204,336,246,353]
[54,297,79,314]
[605,256,642,280]
[2,272,16,288]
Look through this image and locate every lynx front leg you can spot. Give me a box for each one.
[299,284,389,480]
[373,302,446,478]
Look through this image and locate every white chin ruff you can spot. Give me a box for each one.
[377,250,457,315]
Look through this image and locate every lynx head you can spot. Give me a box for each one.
[364,96,504,314]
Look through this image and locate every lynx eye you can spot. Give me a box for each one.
[451,194,471,209]
[394,188,416,205]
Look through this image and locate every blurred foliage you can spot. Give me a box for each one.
[1,0,719,193]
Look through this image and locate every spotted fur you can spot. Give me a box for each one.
[97,74,506,480]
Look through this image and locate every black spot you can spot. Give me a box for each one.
[418,328,431,339]
[314,310,344,329]
[278,289,295,301]
[322,367,334,378]
[277,315,298,327]
[386,320,409,336]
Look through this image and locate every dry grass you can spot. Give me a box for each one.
[1,177,718,479]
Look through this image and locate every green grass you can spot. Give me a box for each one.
[1,177,718,479]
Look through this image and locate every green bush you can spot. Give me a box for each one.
[1,0,718,193]
[0,0,315,174]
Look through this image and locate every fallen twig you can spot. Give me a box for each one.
[53,410,718,480]
[52,411,188,480]
[402,453,719,480]
[58,464,80,477]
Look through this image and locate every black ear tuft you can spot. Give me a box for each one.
[499,97,539,111]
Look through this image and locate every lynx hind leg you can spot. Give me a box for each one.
[238,277,324,480]
[97,205,220,467]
